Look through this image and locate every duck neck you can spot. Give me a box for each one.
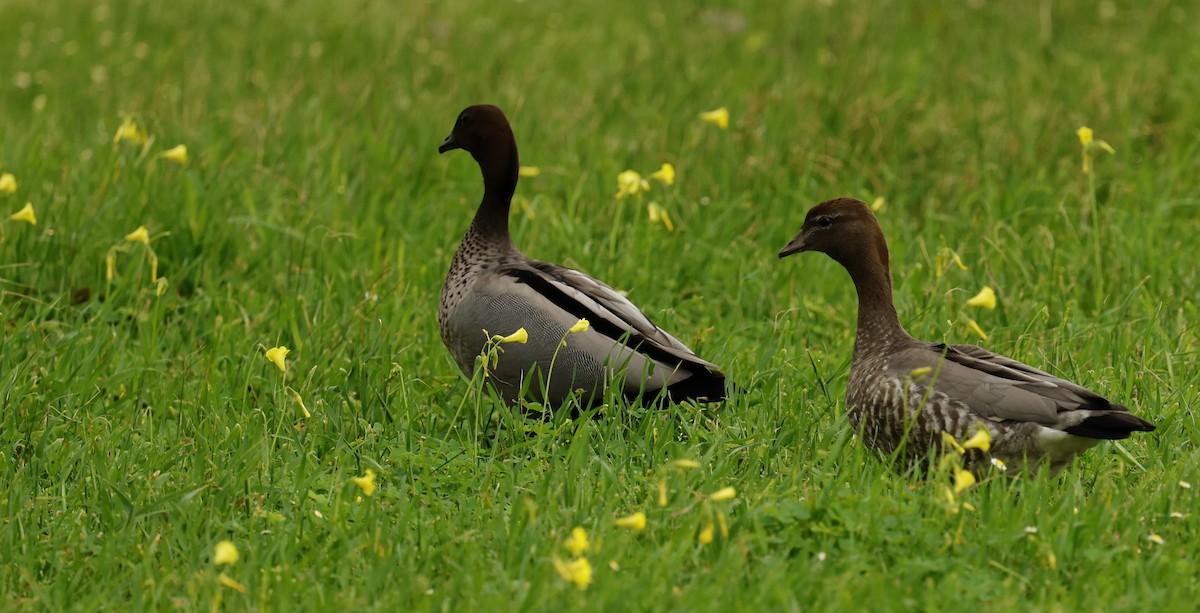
[842,239,909,355]
[468,140,520,246]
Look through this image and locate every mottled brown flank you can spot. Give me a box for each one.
[437,105,726,408]
[782,198,1155,475]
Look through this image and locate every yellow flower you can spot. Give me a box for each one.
[673,459,700,469]
[616,170,650,199]
[160,144,188,164]
[213,540,240,565]
[217,573,247,593]
[953,468,977,493]
[124,225,150,244]
[113,116,147,146]
[265,346,290,372]
[565,526,589,556]
[1076,125,1115,174]
[105,253,116,281]
[962,426,992,452]
[9,202,36,225]
[1076,126,1094,147]
[518,166,540,177]
[709,486,737,502]
[910,366,932,378]
[699,107,729,130]
[293,391,311,418]
[567,319,590,334]
[650,162,675,186]
[940,431,965,455]
[0,173,16,194]
[496,328,528,344]
[870,197,886,212]
[615,511,646,532]
[552,556,593,590]
[657,479,668,507]
[966,319,989,341]
[647,202,674,232]
[990,457,1007,471]
[698,521,715,544]
[966,286,997,310]
[155,276,169,297]
[351,469,377,497]
[716,511,729,539]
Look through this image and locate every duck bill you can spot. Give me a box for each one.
[438,133,459,154]
[777,235,808,258]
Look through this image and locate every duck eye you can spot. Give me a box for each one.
[817,216,833,229]
[459,114,471,126]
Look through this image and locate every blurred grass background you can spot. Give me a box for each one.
[2,0,1198,609]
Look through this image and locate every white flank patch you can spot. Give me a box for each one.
[1036,427,1102,464]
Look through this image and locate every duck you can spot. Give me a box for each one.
[436,104,726,409]
[778,197,1155,474]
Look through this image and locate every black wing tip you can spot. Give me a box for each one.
[1065,411,1157,440]
[634,372,730,407]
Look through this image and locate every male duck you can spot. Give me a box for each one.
[778,197,1155,473]
[437,104,726,408]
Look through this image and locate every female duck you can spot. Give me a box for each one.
[779,197,1155,473]
[437,105,726,408]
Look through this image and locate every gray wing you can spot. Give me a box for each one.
[509,260,722,372]
[884,342,1120,426]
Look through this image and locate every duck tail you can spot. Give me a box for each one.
[1064,410,1157,440]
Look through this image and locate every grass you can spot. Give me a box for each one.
[2,0,1198,609]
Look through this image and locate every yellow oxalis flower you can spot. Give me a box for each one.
[699,107,730,130]
[565,527,589,556]
[496,328,528,344]
[616,170,650,200]
[265,346,290,372]
[953,468,977,493]
[124,225,150,244]
[1076,125,1115,174]
[615,511,647,532]
[647,202,674,232]
[966,319,988,341]
[962,426,991,453]
[709,487,737,502]
[650,163,675,186]
[213,540,240,565]
[1076,126,1094,147]
[113,116,147,146]
[217,573,247,593]
[673,459,700,469]
[698,521,715,544]
[105,254,116,281]
[657,479,668,507]
[870,197,887,212]
[518,166,540,177]
[567,319,590,334]
[293,391,311,418]
[160,144,188,164]
[941,431,966,455]
[716,511,729,539]
[910,366,932,378]
[966,286,997,310]
[155,277,169,297]
[0,173,16,194]
[352,469,377,497]
[553,557,593,590]
[9,202,36,225]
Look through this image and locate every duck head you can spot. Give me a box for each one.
[778,197,888,268]
[438,104,515,161]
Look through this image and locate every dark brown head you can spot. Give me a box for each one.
[438,105,515,161]
[777,197,888,268]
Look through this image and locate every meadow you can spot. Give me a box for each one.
[2,0,1198,609]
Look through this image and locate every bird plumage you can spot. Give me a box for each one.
[779,197,1154,473]
[437,105,725,408]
